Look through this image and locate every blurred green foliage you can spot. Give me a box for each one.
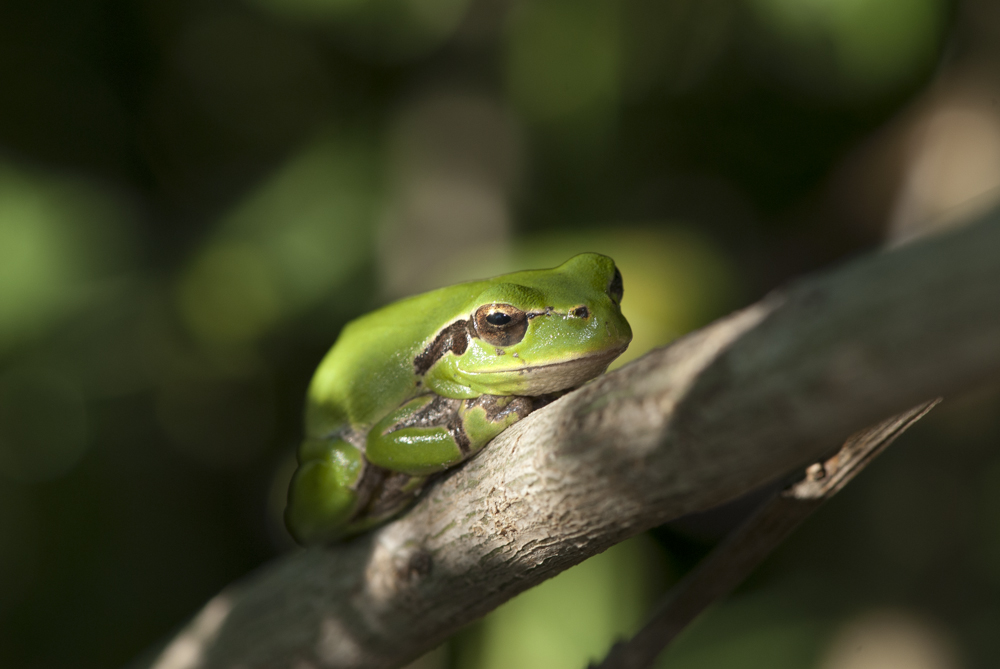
[5,0,999,668]
[0,165,134,353]
[176,130,381,345]
[747,0,947,93]
[506,0,620,126]
[455,536,671,669]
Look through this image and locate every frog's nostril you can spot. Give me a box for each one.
[571,306,590,319]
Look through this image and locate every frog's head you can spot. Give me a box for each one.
[421,253,632,397]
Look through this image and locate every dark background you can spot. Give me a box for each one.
[1,0,999,667]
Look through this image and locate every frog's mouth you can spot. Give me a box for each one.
[466,345,629,395]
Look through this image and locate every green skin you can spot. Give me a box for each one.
[285,253,632,545]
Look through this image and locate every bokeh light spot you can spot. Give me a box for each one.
[818,610,961,669]
[225,133,378,300]
[378,92,520,297]
[404,0,470,35]
[177,242,282,345]
[0,165,133,352]
[748,0,946,91]
[177,132,380,344]
[459,537,664,669]
[0,180,75,342]
[505,0,620,122]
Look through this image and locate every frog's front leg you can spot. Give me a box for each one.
[365,394,535,476]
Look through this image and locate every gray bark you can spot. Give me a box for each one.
[137,213,1000,669]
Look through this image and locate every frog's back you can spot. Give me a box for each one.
[305,280,489,436]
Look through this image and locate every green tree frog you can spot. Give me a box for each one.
[285,253,632,545]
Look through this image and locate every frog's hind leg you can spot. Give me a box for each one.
[285,434,370,545]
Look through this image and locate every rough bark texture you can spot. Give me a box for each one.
[138,215,1000,669]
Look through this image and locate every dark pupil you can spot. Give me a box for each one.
[486,312,512,326]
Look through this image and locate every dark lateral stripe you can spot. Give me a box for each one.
[413,319,472,375]
[447,416,471,456]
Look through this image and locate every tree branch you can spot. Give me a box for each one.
[136,213,1000,669]
[592,400,940,669]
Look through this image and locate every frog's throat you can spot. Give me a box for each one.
[461,345,628,395]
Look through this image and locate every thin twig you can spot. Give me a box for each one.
[592,400,941,669]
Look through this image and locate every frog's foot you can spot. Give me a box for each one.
[285,434,371,545]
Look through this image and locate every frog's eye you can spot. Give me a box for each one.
[474,303,528,347]
[607,267,624,304]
